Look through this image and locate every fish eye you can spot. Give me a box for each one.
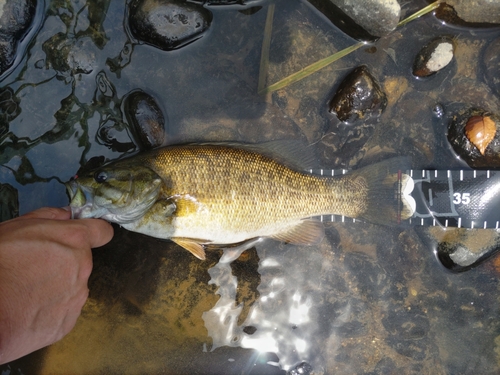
[94,171,108,183]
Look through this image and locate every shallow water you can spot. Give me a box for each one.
[1,0,500,374]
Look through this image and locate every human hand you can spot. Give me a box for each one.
[0,207,113,364]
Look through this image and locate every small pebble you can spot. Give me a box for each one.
[413,37,455,78]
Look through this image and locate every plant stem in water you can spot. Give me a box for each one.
[257,4,275,94]
[259,0,442,94]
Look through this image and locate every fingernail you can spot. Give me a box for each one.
[61,206,71,212]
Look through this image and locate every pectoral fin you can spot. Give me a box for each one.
[171,237,207,260]
[270,220,325,245]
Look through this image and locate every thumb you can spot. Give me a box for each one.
[78,219,114,248]
[19,207,71,221]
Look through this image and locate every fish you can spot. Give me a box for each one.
[65,142,415,260]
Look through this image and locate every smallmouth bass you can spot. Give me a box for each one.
[66,142,415,259]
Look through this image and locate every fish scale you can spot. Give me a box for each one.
[142,145,363,230]
[67,143,414,259]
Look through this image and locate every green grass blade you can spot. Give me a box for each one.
[397,1,441,27]
[258,41,364,95]
[259,1,441,95]
[257,4,275,93]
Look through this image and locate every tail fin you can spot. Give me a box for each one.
[348,157,416,225]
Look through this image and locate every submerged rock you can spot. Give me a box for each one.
[329,65,387,123]
[418,227,500,272]
[306,0,400,41]
[483,37,500,97]
[413,36,455,78]
[434,1,500,27]
[0,0,37,77]
[128,0,213,51]
[448,108,500,168]
[124,90,167,150]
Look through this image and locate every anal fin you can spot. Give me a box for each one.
[172,238,207,260]
[270,220,325,245]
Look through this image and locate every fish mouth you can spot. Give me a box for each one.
[65,180,93,219]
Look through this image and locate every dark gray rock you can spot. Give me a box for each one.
[124,90,167,150]
[0,0,37,76]
[128,0,213,51]
[306,0,400,40]
[329,65,387,123]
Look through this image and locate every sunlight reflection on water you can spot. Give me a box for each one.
[203,242,326,372]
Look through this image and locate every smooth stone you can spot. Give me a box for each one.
[418,227,500,272]
[124,90,167,150]
[128,0,212,51]
[0,0,37,76]
[329,65,387,123]
[413,36,455,78]
[306,0,400,40]
[435,0,500,26]
[483,37,500,97]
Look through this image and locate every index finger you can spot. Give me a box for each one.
[20,207,71,221]
[77,219,114,248]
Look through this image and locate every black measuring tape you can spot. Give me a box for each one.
[409,169,500,229]
[310,167,500,228]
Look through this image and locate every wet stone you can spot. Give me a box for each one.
[329,65,387,124]
[128,0,213,51]
[306,0,400,41]
[434,1,500,26]
[0,0,37,77]
[419,227,500,272]
[0,183,19,222]
[483,37,500,97]
[447,108,500,168]
[413,36,455,78]
[124,90,167,150]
